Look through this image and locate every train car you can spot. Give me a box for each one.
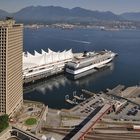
[133,125,140,130]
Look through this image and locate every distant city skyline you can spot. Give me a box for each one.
[0,0,140,14]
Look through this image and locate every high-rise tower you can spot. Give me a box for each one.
[0,18,23,116]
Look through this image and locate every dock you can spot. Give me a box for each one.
[107,84,125,94]
[66,99,75,105]
[65,95,78,105]
[81,89,96,96]
[73,91,86,101]
[23,67,64,84]
[23,49,74,84]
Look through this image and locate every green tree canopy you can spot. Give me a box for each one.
[0,114,9,133]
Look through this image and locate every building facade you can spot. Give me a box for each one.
[0,19,23,116]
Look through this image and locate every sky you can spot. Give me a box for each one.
[0,0,140,14]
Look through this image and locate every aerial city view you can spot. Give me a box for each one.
[0,0,140,140]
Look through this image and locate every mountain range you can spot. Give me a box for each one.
[120,12,140,21]
[0,6,140,23]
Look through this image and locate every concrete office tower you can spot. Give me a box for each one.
[0,18,23,116]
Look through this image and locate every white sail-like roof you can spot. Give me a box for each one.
[41,49,47,54]
[23,52,26,57]
[48,48,53,53]
[34,50,41,56]
[23,49,73,70]
[27,52,34,57]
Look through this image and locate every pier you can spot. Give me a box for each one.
[65,95,78,105]
[23,67,63,84]
[81,89,96,96]
[106,84,125,93]
[23,49,73,84]
[73,91,86,101]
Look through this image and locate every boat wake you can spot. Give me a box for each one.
[65,39,91,44]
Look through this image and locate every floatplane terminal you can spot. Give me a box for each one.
[65,91,86,105]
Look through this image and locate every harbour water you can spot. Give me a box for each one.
[23,28,140,109]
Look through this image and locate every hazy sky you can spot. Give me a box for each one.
[0,0,140,14]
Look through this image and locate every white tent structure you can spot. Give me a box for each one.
[23,49,73,81]
[23,48,73,70]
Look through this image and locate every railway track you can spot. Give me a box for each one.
[42,127,140,140]
[85,133,140,140]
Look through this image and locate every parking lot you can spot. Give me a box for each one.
[109,103,140,121]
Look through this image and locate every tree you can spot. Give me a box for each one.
[0,114,9,133]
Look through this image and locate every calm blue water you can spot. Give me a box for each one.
[23,28,140,109]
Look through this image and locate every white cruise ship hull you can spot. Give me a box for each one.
[66,57,114,75]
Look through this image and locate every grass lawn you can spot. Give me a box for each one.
[25,118,37,125]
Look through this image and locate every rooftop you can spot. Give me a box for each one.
[0,19,15,26]
[0,18,22,27]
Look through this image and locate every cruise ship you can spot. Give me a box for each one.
[65,50,117,76]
